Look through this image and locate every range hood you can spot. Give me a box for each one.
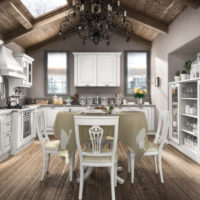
[0,40,25,79]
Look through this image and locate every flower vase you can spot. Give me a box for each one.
[137,98,143,105]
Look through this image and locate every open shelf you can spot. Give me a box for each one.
[181,114,198,118]
[181,98,197,100]
[181,129,198,137]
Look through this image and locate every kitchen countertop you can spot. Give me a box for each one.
[26,104,155,108]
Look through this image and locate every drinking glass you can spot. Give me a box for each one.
[101,97,108,106]
[80,97,86,106]
[115,97,121,107]
[87,97,93,106]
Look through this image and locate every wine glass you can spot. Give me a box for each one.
[101,97,108,106]
[87,97,93,106]
[115,97,121,108]
[80,97,86,106]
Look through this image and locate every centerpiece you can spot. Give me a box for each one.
[133,87,147,105]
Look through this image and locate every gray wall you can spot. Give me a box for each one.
[27,33,149,99]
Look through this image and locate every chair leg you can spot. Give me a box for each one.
[128,151,131,173]
[130,153,135,184]
[41,152,46,181]
[110,165,115,200]
[158,154,164,183]
[154,155,158,174]
[69,153,75,182]
[79,165,84,200]
[46,153,50,173]
[114,162,117,187]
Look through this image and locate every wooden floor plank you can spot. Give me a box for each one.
[0,137,200,200]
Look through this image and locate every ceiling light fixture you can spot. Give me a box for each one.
[59,0,133,45]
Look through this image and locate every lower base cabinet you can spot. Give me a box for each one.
[0,112,12,162]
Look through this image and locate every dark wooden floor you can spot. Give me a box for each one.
[0,138,200,200]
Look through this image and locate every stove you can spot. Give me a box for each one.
[0,105,28,109]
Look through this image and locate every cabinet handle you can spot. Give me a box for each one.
[105,84,110,86]
[85,84,90,86]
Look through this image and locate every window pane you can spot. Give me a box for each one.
[127,52,147,94]
[47,52,67,95]
[21,0,67,18]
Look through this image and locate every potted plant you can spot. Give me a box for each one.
[180,70,188,80]
[133,87,147,105]
[184,60,192,73]
[174,70,180,81]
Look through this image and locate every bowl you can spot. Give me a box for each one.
[65,99,73,105]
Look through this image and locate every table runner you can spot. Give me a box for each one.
[54,111,149,162]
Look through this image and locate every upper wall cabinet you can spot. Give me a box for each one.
[13,54,34,87]
[73,52,121,87]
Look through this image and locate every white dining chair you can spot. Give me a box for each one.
[34,110,74,182]
[74,116,119,200]
[127,109,170,184]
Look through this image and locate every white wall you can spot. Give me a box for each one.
[151,7,200,115]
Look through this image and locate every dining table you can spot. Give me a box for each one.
[53,110,150,184]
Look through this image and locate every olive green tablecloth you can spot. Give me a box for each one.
[53,111,149,162]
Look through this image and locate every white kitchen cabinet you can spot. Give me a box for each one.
[74,53,97,86]
[13,53,34,87]
[73,52,121,87]
[97,54,120,86]
[0,112,12,162]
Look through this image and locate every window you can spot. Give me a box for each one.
[45,52,68,95]
[125,51,150,96]
[21,0,67,18]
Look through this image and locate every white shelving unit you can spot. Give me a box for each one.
[169,79,200,164]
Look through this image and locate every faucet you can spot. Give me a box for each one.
[96,92,99,105]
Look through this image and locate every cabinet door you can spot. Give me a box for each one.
[28,62,32,86]
[169,83,180,144]
[76,55,97,86]
[97,54,118,86]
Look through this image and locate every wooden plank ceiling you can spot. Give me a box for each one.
[0,0,199,53]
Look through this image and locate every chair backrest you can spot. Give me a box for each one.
[74,115,119,163]
[153,109,170,152]
[34,110,50,150]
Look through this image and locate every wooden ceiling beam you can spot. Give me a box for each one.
[25,31,75,54]
[121,5,168,33]
[10,2,32,29]
[184,0,200,9]
[3,4,73,44]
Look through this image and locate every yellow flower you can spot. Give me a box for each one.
[143,89,147,93]
[134,88,138,93]
[139,90,143,94]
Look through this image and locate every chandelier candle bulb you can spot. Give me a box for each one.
[81,4,84,11]
[108,4,111,11]
[118,1,120,6]
[124,10,127,17]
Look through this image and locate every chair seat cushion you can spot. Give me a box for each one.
[146,142,158,152]
[45,140,60,151]
[83,148,117,163]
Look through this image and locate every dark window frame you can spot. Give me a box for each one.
[124,50,151,97]
[44,51,70,96]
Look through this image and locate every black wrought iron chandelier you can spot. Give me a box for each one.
[59,0,133,45]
